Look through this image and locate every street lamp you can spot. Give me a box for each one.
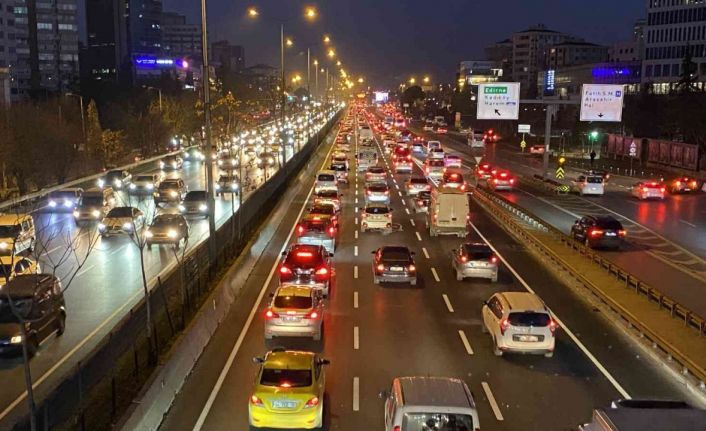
[285,38,293,47]
[305,7,317,19]
[423,76,430,84]
[247,6,258,17]
[358,77,364,84]
[327,48,335,58]
[323,35,331,44]
[409,77,416,85]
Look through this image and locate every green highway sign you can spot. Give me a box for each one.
[484,86,508,94]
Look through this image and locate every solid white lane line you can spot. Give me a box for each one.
[353,377,360,411]
[458,330,474,355]
[468,222,631,399]
[422,247,430,259]
[481,382,504,421]
[680,219,697,228]
[415,231,422,241]
[410,219,416,227]
[431,267,441,282]
[354,265,359,279]
[354,245,358,256]
[354,291,359,309]
[405,208,410,215]
[191,119,345,431]
[442,294,454,313]
[354,230,359,239]
[354,326,360,350]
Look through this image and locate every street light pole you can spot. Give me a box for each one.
[200,0,217,260]
[307,48,311,96]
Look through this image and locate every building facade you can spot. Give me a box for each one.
[538,61,642,100]
[161,11,200,61]
[484,39,513,79]
[548,41,608,68]
[643,0,706,93]
[211,40,244,73]
[457,60,503,89]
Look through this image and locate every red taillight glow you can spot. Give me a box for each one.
[296,251,313,257]
[280,382,292,388]
[491,256,498,263]
[549,319,558,335]
[376,264,385,272]
[297,225,304,235]
[660,188,666,193]
[408,264,416,272]
[307,311,319,319]
[316,267,329,275]
[460,255,468,263]
[304,396,320,408]
[494,179,499,184]
[590,229,604,237]
[280,266,291,275]
[265,309,279,318]
[328,226,335,236]
[500,318,510,335]
[509,178,515,184]
[250,395,264,406]
[618,229,627,237]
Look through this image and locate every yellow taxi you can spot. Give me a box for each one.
[249,348,329,429]
[0,256,39,287]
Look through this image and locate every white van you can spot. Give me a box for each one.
[359,125,374,142]
[382,376,480,431]
[314,170,338,193]
[427,186,469,237]
[0,214,36,255]
[433,115,446,125]
[357,149,378,172]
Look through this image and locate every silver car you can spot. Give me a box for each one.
[451,242,498,282]
[365,182,390,205]
[361,204,392,232]
[364,166,387,183]
[129,174,160,194]
[405,177,431,196]
[264,284,324,340]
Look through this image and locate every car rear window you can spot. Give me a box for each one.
[274,295,313,309]
[463,245,493,260]
[107,207,133,217]
[159,181,179,189]
[135,176,154,182]
[316,190,338,198]
[287,249,323,267]
[368,184,388,192]
[380,249,410,261]
[301,220,327,232]
[429,160,444,167]
[317,174,335,182]
[402,413,474,430]
[368,167,384,173]
[260,368,312,387]
[508,312,550,327]
[586,176,603,184]
[596,218,623,230]
[365,206,390,215]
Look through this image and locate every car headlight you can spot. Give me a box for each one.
[92,210,101,218]
[129,184,136,190]
[73,210,80,218]
[199,204,208,212]
[215,184,221,190]
[231,184,238,190]
[172,162,177,168]
[217,160,223,166]
[167,229,177,238]
[147,184,154,190]
[64,200,73,207]
[98,223,106,231]
[48,200,57,207]
[160,161,165,168]
[10,335,22,344]
[144,230,153,238]
[97,179,105,188]
[178,205,186,212]
[170,191,178,197]
[114,180,123,187]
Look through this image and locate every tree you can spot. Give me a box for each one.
[85,100,102,157]
[677,48,698,93]
[99,129,126,168]
[126,101,171,156]
[401,85,425,107]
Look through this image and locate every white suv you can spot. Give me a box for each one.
[361,203,392,232]
[482,292,557,358]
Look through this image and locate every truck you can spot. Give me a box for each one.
[356,149,378,172]
[426,186,469,237]
[578,400,706,431]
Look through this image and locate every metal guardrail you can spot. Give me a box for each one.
[472,186,706,386]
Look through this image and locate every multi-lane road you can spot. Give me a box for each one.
[159,107,697,430]
[0,107,337,428]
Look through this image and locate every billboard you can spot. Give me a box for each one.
[374,91,389,103]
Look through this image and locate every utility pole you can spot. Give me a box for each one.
[200,0,216,260]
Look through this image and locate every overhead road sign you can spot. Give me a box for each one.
[477,83,520,120]
[518,124,531,134]
[580,84,625,122]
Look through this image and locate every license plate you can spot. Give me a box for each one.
[518,335,538,342]
[391,266,403,272]
[283,316,301,322]
[272,400,297,409]
[605,232,617,236]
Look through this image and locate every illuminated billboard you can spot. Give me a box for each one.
[374,91,389,103]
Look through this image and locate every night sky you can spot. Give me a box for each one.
[161,0,646,88]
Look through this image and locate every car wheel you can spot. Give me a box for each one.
[456,271,463,281]
[544,351,554,358]
[56,314,66,336]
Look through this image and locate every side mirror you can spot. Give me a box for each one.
[252,357,264,364]
[318,358,330,365]
[378,390,389,399]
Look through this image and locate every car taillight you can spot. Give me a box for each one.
[590,229,604,237]
[328,226,335,236]
[425,167,430,173]
[307,311,319,319]
[384,190,389,195]
[618,229,626,237]
[265,309,279,318]
[549,319,558,335]
[316,267,329,276]
[250,395,264,406]
[406,155,411,160]
[460,255,468,263]
[494,179,499,184]
[500,318,510,335]
[510,179,515,184]
[491,256,498,263]
[303,396,320,409]
[408,264,416,272]
[676,181,682,186]
[642,187,648,192]
[691,181,698,187]
[297,225,304,235]
[376,264,385,272]
[280,266,291,275]
[393,427,401,431]
[660,188,666,193]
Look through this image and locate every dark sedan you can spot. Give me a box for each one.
[372,246,417,285]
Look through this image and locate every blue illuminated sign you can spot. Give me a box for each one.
[134,56,176,69]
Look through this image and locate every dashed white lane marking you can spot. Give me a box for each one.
[458,330,474,355]
[415,231,422,241]
[398,191,402,197]
[410,219,416,227]
[355,197,358,204]
[442,294,454,313]
[405,208,410,215]
[355,206,358,212]
[353,291,358,309]
[354,217,358,225]
[680,219,697,228]
[354,265,359,279]
[431,267,441,282]
[354,326,360,350]
[354,230,359,239]
[353,377,360,412]
[422,247,430,259]
[354,245,358,256]
[482,382,504,421]
[401,199,406,206]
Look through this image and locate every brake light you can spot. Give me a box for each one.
[675,181,681,187]
[642,187,648,193]
[425,167,430,173]
[660,188,666,193]
[297,225,304,235]
[500,172,507,178]
[491,256,498,263]
[307,311,319,319]
[376,263,385,272]
[406,155,411,160]
[280,382,292,388]
[280,266,291,275]
[460,255,468,263]
[509,178,515,184]
[500,318,510,335]
[296,251,313,258]
[408,264,416,272]
[393,427,401,431]
[590,229,604,237]
[549,319,558,335]
[316,267,329,276]
[618,229,626,237]
[265,309,279,318]
[328,226,335,236]
[304,396,320,408]
[250,395,264,406]
[384,190,389,195]
[494,179,499,184]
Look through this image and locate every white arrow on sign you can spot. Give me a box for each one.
[477,83,520,120]
[580,84,625,122]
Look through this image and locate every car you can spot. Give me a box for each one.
[469,137,485,148]
[361,203,393,232]
[216,153,239,171]
[257,152,277,169]
[442,170,467,190]
[98,169,131,190]
[572,174,605,196]
[160,155,183,170]
[404,176,431,196]
[427,140,442,151]
[424,159,445,179]
[631,181,666,200]
[145,214,189,248]
[364,166,387,183]
[264,285,324,340]
[279,244,333,297]
[483,129,500,142]
[0,256,39,288]
[329,162,349,184]
[414,191,431,213]
[179,191,209,218]
[529,145,545,155]
[313,189,342,213]
[335,141,351,152]
[0,274,66,356]
[486,170,515,191]
[427,148,445,160]
[249,349,328,429]
[444,154,462,168]
[215,174,240,196]
[422,121,434,131]
[475,162,494,180]
[570,215,626,250]
[372,246,417,285]
[434,124,448,134]
[46,188,83,211]
[587,169,610,183]
[154,178,187,206]
[667,176,699,194]
[482,291,557,357]
[73,188,115,223]
[331,152,349,167]
[411,141,425,153]
[308,202,339,226]
[451,242,498,282]
[296,214,337,253]
[364,182,391,205]
[182,147,205,162]
[129,174,161,194]
[98,207,145,237]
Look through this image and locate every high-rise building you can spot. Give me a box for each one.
[161,11,200,61]
[457,60,503,89]
[10,0,80,99]
[211,40,245,73]
[643,0,706,93]
[548,42,608,68]
[609,19,646,63]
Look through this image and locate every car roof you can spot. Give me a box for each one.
[276,284,314,298]
[263,350,314,370]
[302,213,331,222]
[0,214,32,224]
[398,377,472,408]
[380,246,410,254]
[463,242,492,252]
[317,170,335,175]
[499,292,546,311]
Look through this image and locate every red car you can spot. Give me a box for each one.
[475,162,495,180]
[279,244,333,297]
[441,170,467,190]
[483,129,500,142]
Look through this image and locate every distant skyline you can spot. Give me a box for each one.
[160,0,646,88]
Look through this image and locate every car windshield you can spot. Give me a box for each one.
[586,176,603,184]
[80,196,103,206]
[135,176,154,182]
[317,174,335,182]
[105,171,123,181]
[330,164,346,171]
[508,312,551,327]
[0,298,33,322]
[0,225,21,237]
[159,181,179,190]
[402,413,474,430]
[317,190,338,198]
[49,191,78,199]
[107,207,133,217]
[185,192,207,201]
[152,215,179,226]
[366,206,390,214]
[301,220,327,232]
[368,167,384,173]
[463,245,493,260]
[260,368,312,387]
[274,295,313,309]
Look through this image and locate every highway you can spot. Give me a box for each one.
[159,107,697,431]
[0,107,337,427]
[407,123,706,318]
